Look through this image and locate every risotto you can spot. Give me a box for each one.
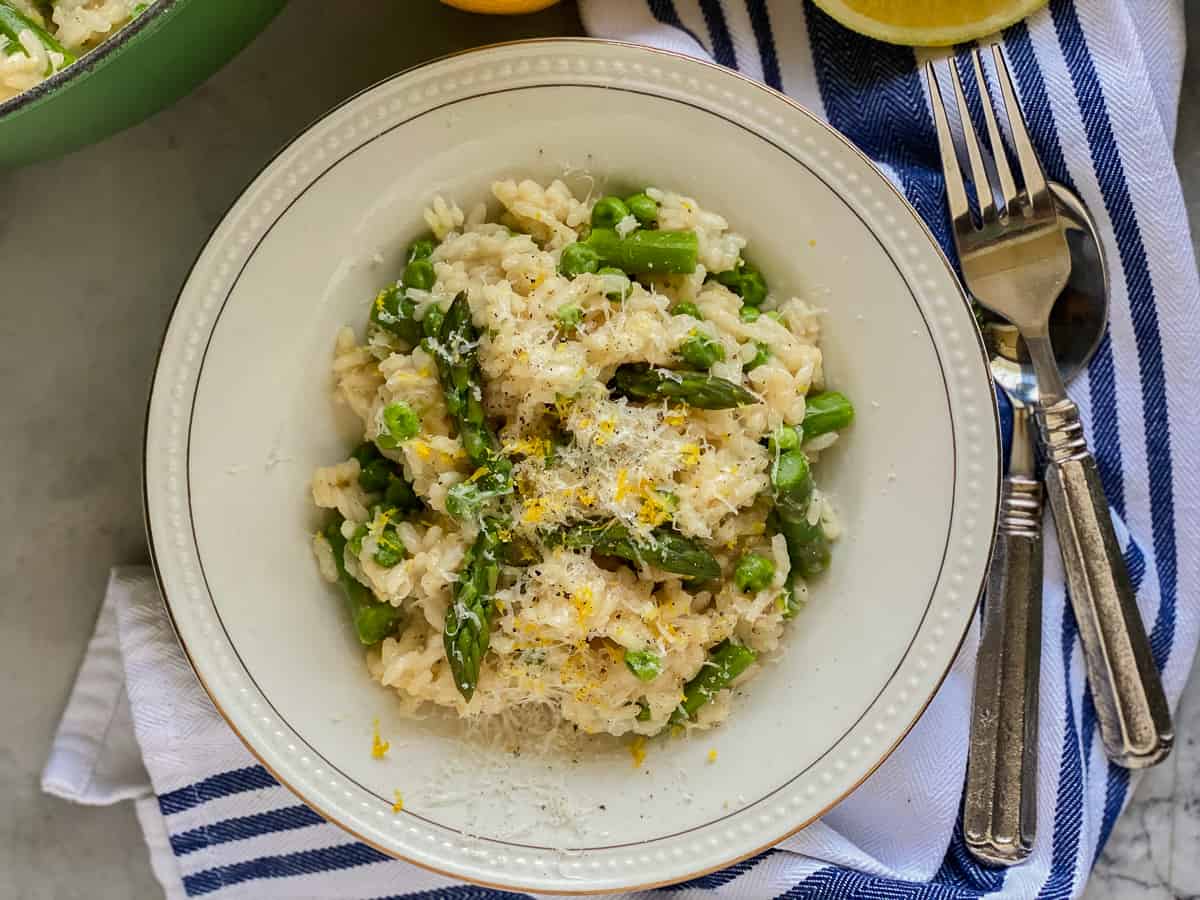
[311,179,854,738]
[0,0,144,103]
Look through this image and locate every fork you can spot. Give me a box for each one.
[927,40,1172,838]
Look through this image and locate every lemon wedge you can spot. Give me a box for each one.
[810,0,1049,46]
[440,0,561,13]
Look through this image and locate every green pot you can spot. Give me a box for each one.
[0,0,287,168]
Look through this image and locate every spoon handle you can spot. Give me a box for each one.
[1037,397,1173,767]
[965,406,1042,865]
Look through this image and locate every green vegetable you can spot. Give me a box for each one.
[358,458,393,493]
[402,258,435,291]
[584,227,698,275]
[768,424,800,453]
[591,196,631,230]
[739,305,761,323]
[384,475,419,513]
[429,294,513,519]
[778,583,803,619]
[597,267,631,301]
[445,467,513,521]
[744,342,771,372]
[625,192,659,225]
[611,363,757,410]
[770,449,830,583]
[714,261,768,306]
[347,523,368,557]
[765,310,784,323]
[559,242,601,277]
[801,391,855,440]
[376,401,420,449]
[778,516,831,579]
[558,521,720,580]
[671,640,757,724]
[444,522,503,700]
[624,649,663,682]
[422,304,445,340]
[407,236,436,263]
[370,284,421,346]
[670,301,703,320]
[373,524,407,567]
[771,450,814,518]
[0,3,75,73]
[734,553,776,593]
[676,331,725,369]
[323,518,404,645]
[636,699,652,721]
[556,304,583,329]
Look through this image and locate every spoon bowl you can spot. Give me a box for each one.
[983,181,1110,401]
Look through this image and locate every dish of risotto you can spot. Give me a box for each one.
[0,0,146,102]
[310,179,855,739]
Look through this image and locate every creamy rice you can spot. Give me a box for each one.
[311,179,846,739]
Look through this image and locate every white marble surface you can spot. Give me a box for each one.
[0,2,1196,898]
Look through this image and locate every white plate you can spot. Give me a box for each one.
[145,39,1000,894]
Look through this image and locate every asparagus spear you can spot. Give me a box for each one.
[428,293,513,520]
[323,518,404,645]
[770,448,831,581]
[611,363,757,410]
[557,521,721,580]
[670,640,757,724]
[0,3,75,73]
[584,228,699,275]
[443,521,503,701]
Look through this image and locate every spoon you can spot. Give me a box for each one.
[964,182,1108,866]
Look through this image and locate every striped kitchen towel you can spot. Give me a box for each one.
[43,1,1200,897]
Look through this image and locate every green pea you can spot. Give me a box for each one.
[768,424,801,453]
[778,584,802,619]
[597,266,631,301]
[358,458,394,493]
[591,196,631,230]
[407,237,436,262]
[402,258,436,291]
[734,553,776,593]
[739,305,761,323]
[677,331,725,369]
[419,305,443,340]
[625,193,658,225]
[377,401,420,449]
[384,475,419,512]
[765,310,784,323]
[624,649,663,682]
[373,525,407,567]
[744,342,771,372]
[670,301,703,320]
[559,242,601,277]
[556,304,583,329]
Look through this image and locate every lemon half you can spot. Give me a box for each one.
[439,0,561,13]
[810,0,1049,46]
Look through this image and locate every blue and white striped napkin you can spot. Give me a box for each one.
[43,1,1200,897]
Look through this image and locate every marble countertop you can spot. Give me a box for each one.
[0,2,1195,897]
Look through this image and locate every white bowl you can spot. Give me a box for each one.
[145,38,1000,894]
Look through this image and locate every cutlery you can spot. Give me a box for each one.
[965,181,1109,865]
[927,45,1171,771]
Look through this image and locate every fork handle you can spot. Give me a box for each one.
[1037,398,1173,767]
[964,413,1041,865]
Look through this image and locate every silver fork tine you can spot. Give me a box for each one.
[972,48,1019,213]
[948,57,998,224]
[991,44,1054,218]
[925,61,972,233]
